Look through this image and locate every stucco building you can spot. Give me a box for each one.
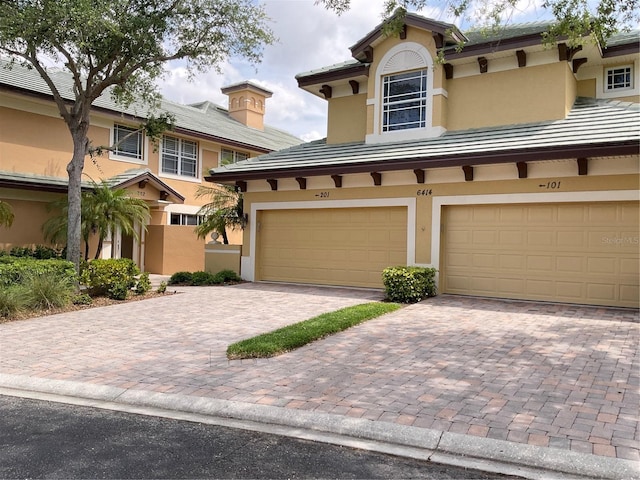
[0,61,301,274]
[207,13,640,308]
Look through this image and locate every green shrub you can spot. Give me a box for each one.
[191,270,216,286]
[0,285,27,318]
[382,266,437,304]
[72,293,93,305]
[212,269,241,284]
[134,272,151,295]
[108,281,130,300]
[80,258,140,299]
[33,245,63,259]
[9,246,33,258]
[20,272,75,310]
[156,281,167,294]
[0,257,76,288]
[168,271,193,285]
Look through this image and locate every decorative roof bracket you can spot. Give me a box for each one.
[295,177,307,190]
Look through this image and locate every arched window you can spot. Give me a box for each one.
[367,42,443,143]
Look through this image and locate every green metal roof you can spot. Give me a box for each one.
[0,59,302,153]
[206,98,640,182]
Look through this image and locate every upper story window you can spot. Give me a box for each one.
[366,42,442,144]
[606,65,632,91]
[221,148,249,166]
[382,69,428,132]
[170,213,202,226]
[112,124,143,162]
[161,135,198,179]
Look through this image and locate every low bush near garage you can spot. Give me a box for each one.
[169,269,242,286]
[382,266,437,303]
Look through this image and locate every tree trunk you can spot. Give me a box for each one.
[66,127,89,273]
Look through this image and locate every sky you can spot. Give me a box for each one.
[157,0,553,142]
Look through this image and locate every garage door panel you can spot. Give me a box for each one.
[258,207,407,288]
[442,202,639,308]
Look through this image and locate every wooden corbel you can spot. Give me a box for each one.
[414,169,425,184]
[320,85,332,99]
[267,179,278,191]
[478,57,488,74]
[462,165,474,182]
[516,161,528,179]
[295,177,307,190]
[573,58,588,74]
[577,157,588,176]
[444,63,454,80]
[370,172,382,186]
[558,43,582,62]
[331,174,342,188]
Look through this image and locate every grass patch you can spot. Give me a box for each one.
[227,302,401,359]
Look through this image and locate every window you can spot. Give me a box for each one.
[382,69,428,132]
[161,135,198,178]
[606,66,632,90]
[221,148,249,166]
[170,213,202,226]
[113,124,143,161]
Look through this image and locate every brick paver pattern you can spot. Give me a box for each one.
[1,283,638,461]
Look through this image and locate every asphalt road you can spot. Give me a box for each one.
[0,395,521,479]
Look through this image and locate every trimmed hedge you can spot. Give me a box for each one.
[0,257,77,288]
[80,258,140,300]
[382,266,437,304]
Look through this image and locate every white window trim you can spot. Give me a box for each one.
[596,62,639,99]
[108,123,148,164]
[158,135,202,183]
[605,64,633,91]
[366,42,445,144]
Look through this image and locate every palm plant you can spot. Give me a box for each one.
[194,184,246,244]
[0,200,14,228]
[43,180,150,260]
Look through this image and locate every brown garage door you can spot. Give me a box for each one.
[442,202,639,308]
[257,207,407,288]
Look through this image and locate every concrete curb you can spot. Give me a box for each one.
[0,374,637,480]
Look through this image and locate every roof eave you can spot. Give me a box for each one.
[204,141,639,184]
[350,13,464,61]
[296,63,370,88]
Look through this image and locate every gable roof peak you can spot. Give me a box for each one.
[350,10,467,61]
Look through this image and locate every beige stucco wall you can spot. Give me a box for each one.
[577,78,597,98]
[446,62,574,130]
[145,225,204,274]
[326,94,368,144]
[205,243,241,275]
[0,196,57,251]
[241,162,639,267]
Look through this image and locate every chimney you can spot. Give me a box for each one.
[221,81,273,131]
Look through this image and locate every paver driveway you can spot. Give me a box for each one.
[0,283,638,462]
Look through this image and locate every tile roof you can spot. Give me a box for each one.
[0,170,93,192]
[206,98,640,182]
[104,168,184,203]
[0,59,302,153]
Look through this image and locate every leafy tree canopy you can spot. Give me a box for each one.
[0,0,275,272]
[317,0,639,47]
